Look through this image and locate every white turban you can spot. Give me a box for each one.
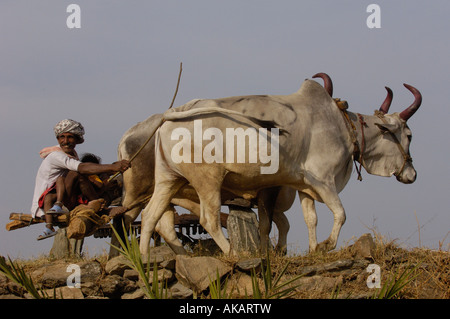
[54,119,85,144]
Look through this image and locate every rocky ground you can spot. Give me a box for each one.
[0,233,448,299]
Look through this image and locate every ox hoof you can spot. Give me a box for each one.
[274,245,287,256]
[316,240,335,253]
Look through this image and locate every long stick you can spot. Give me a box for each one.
[108,62,183,183]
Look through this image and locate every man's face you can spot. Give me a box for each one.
[57,133,78,153]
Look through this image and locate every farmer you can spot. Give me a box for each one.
[31,119,131,240]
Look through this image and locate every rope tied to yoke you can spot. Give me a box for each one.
[335,98,366,181]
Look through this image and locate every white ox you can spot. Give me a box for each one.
[138,76,422,256]
[115,106,300,256]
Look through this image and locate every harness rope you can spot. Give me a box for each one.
[336,101,365,181]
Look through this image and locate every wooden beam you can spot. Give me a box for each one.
[7,212,68,231]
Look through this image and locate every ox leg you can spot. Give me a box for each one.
[272,187,294,255]
[257,188,278,255]
[155,205,188,255]
[272,211,290,255]
[139,179,185,257]
[299,192,318,253]
[310,187,346,252]
[196,188,231,255]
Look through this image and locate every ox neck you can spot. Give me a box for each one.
[344,110,387,180]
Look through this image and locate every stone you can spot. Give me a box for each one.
[0,273,10,295]
[31,261,71,288]
[227,273,255,298]
[236,258,263,273]
[99,274,137,299]
[49,227,84,259]
[105,255,131,276]
[139,268,174,285]
[295,275,343,292]
[352,233,376,259]
[226,206,260,256]
[121,288,145,299]
[169,282,193,299]
[123,269,139,281]
[143,245,177,267]
[175,255,232,293]
[0,294,24,299]
[78,261,103,283]
[31,260,102,289]
[45,286,84,299]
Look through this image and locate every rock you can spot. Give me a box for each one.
[227,272,255,298]
[236,258,263,273]
[226,206,260,256]
[78,260,103,283]
[352,233,376,259]
[169,282,193,299]
[45,286,84,299]
[32,261,71,288]
[299,259,354,276]
[49,228,84,259]
[121,288,146,299]
[105,255,131,276]
[144,245,177,267]
[123,269,139,281]
[80,281,101,298]
[0,273,24,297]
[0,294,24,299]
[295,275,343,292]
[175,255,232,293]
[100,274,137,299]
[0,273,10,295]
[139,268,174,285]
[31,260,102,289]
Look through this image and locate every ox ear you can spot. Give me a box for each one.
[375,122,399,134]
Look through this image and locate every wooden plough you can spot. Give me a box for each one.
[6,210,228,243]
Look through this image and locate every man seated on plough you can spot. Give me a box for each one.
[31,119,131,240]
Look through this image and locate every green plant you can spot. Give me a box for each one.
[372,262,422,299]
[208,269,232,299]
[109,223,169,299]
[0,256,49,299]
[249,254,303,299]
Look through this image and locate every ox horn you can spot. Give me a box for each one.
[399,84,422,121]
[379,86,393,114]
[312,72,333,96]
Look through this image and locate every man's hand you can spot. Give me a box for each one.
[113,160,131,173]
[78,160,131,176]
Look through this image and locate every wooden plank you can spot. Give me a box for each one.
[9,213,35,222]
[6,220,42,231]
[9,212,68,223]
[7,212,69,231]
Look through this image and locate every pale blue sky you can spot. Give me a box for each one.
[1,1,449,258]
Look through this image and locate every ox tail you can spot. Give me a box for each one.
[163,107,288,135]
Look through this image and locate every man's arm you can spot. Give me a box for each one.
[78,160,131,175]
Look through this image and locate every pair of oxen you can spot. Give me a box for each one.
[110,73,422,258]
